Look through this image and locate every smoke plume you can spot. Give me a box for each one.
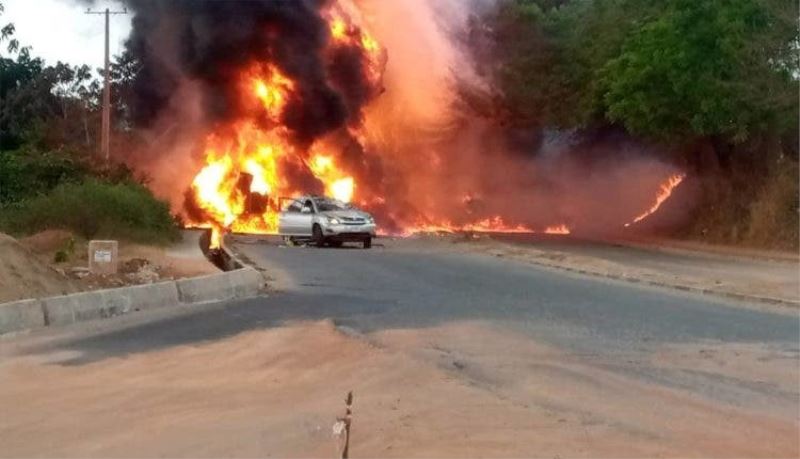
[119,0,691,237]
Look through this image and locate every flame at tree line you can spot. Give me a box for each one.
[624,173,686,228]
[182,3,687,248]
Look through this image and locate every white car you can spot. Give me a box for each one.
[278,195,376,248]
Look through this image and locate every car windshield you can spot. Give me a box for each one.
[315,199,349,212]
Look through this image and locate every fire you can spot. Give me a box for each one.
[245,65,294,119]
[625,173,686,227]
[181,2,686,249]
[308,154,355,203]
[400,217,571,236]
[326,12,385,82]
[544,224,571,235]
[328,15,380,53]
[185,8,383,248]
[192,156,237,227]
[189,123,292,247]
[330,18,348,41]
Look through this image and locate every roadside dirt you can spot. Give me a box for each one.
[390,234,799,308]
[1,320,796,457]
[0,230,218,303]
[0,232,77,302]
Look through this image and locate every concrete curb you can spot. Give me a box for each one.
[504,255,800,308]
[0,299,46,334]
[0,267,265,335]
[175,268,263,304]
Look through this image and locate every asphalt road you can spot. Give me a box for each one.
[493,233,800,301]
[38,237,794,399]
[5,236,798,456]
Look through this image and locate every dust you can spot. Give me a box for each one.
[1,319,796,457]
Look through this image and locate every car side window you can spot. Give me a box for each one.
[302,200,314,214]
[285,200,302,213]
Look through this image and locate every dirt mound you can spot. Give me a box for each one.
[0,233,76,303]
[20,229,75,255]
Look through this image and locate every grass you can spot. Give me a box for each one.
[745,159,799,250]
[0,179,181,245]
[680,155,799,251]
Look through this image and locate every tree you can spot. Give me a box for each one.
[0,1,18,54]
[461,0,656,129]
[599,0,798,143]
[108,49,142,130]
[466,0,798,146]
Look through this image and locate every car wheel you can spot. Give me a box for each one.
[362,237,372,249]
[312,224,325,248]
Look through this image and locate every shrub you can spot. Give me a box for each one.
[53,236,75,263]
[0,146,89,204]
[680,153,799,251]
[0,179,180,244]
[745,159,799,250]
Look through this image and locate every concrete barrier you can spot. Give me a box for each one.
[126,281,181,311]
[42,289,132,327]
[0,267,263,335]
[175,267,263,304]
[0,299,45,334]
[228,268,264,298]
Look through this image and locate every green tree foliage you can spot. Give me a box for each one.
[0,179,180,243]
[108,49,141,129]
[0,3,176,244]
[0,1,18,54]
[468,0,799,144]
[0,146,88,204]
[467,0,798,248]
[600,0,798,142]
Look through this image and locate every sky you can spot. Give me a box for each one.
[2,0,132,70]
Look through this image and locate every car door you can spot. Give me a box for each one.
[278,199,302,235]
[294,199,315,237]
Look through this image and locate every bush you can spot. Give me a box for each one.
[0,146,89,204]
[745,159,799,250]
[680,153,799,251]
[0,179,181,244]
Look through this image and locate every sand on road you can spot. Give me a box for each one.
[1,318,796,458]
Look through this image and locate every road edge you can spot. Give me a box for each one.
[462,243,800,311]
[0,232,267,336]
[487,248,800,309]
[0,267,265,336]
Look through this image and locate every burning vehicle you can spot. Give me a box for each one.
[279,196,376,248]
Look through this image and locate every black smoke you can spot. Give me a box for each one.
[123,0,372,147]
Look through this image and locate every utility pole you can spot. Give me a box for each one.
[86,6,127,162]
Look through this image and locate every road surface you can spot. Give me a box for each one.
[493,233,799,302]
[1,236,797,457]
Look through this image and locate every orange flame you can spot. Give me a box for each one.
[400,217,571,236]
[186,11,383,249]
[625,173,686,227]
[544,224,571,235]
[326,12,384,83]
[248,65,294,119]
[308,154,355,203]
[189,123,292,248]
[186,7,698,247]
